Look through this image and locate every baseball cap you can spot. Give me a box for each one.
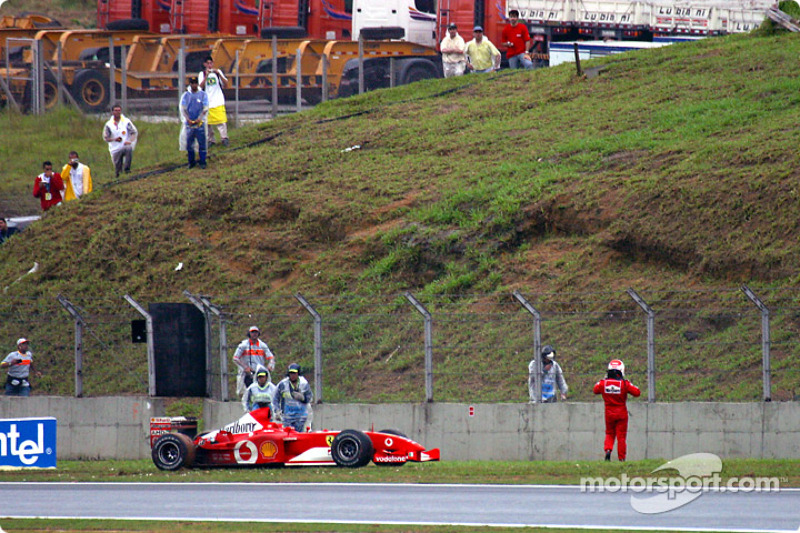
[188,76,199,84]
[16,338,28,345]
[448,22,457,29]
[473,25,483,32]
[248,326,260,333]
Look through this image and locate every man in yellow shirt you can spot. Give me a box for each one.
[60,151,92,202]
[464,26,501,73]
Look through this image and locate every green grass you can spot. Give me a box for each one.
[2,32,800,401]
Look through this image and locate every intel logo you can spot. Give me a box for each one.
[0,417,57,468]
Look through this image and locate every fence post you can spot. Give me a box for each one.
[108,36,116,109]
[121,45,127,111]
[404,292,433,402]
[234,49,240,127]
[512,290,542,403]
[296,48,302,113]
[56,295,85,398]
[178,39,186,97]
[184,289,213,399]
[741,285,772,402]
[201,296,228,401]
[124,295,156,396]
[295,293,323,404]
[271,35,278,118]
[358,34,364,95]
[322,54,328,102]
[626,288,656,403]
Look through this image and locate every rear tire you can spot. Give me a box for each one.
[331,429,373,468]
[152,433,196,471]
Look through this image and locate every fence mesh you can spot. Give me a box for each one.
[2,287,797,402]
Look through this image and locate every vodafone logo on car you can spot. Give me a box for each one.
[373,455,408,463]
[234,440,258,464]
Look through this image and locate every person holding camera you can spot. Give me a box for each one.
[528,344,568,403]
[1,338,41,396]
[32,161,64,212]
[61,151,93,202]
[199,55,229,147]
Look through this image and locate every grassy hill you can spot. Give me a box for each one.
[2,30,800,402]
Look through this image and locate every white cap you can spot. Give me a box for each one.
[248,326,260,333]
[16,338,29,346]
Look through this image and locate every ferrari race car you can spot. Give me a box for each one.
[150,408,440,470]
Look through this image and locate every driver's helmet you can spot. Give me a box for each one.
[608,359,625,376]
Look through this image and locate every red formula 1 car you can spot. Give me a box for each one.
[150,408,440,470]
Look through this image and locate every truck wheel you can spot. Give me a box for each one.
[260,26,307,39]
[331,429,373,468]
[152,433,196,471]
[402,64,437,85]
[22,72,59,112]
[72,70,110,113]
[105,18,150,31]
[303,90,322,105]
[43,72,59,111]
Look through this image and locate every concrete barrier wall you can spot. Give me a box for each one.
[2,397,799,460]
[0,396,166,460]
[208,401,800,461]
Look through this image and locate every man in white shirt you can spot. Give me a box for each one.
[102,105,137,177]
[199,56,230,147]
[440,22,466,78]
[61,151,93,201]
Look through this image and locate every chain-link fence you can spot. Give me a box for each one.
[2,286,798,402]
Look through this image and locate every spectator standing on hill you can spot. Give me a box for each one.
[274,363,312,432]
[464,26,501,73]
[502,10,534,70]
[528,344,568,403]
[32,161,64,212]
[0,218,19,245]
[593,359,641,461]
[233,326,276,396]
[1,338,41,396]
[103,104,137,178]
[199,55,230,147]
[180,76,209,169]
[242,367,277,414]
[61,151,93,201]
[440,22,467,78]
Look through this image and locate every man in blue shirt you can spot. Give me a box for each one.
[180,77,209,169]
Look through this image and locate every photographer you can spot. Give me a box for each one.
[199,55,230,147]
[32,161,64,212]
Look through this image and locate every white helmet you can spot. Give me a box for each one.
[608,359,625,376]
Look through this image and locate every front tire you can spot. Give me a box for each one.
[331,429,373,468]
[152,433,196,471]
